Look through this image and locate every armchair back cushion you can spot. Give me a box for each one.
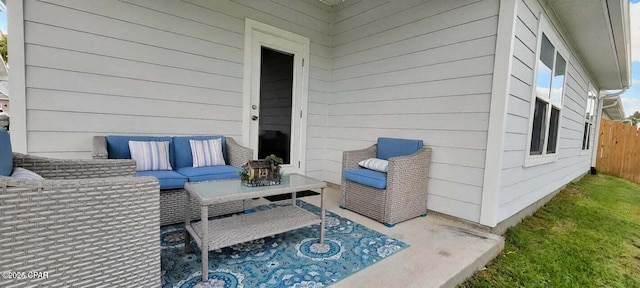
[377,137,423,160]
[0,128,11,176]
[106,136,176,168]
[173,135,226,169]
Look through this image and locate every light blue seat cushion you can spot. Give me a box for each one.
[377,137,423,160]
[106,136,176,169]
[0,128,12,176]
[343,168,387,189]
[177,165,241,182]
[137,170,188,190]
[173,136,227,169]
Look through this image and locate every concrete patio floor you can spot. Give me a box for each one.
[253,186,504,288]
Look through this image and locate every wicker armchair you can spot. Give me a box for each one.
[341,138,432,227]
[93,136,253,226]
[0,153,160,287]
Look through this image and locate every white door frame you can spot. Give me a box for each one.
[242,19,310,174]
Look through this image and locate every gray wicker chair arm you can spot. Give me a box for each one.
[92,136,109,159]
[12,152,137,179]
[342,144,377,171]
[387,147,432,188]
[226,137,253,168]
[0,175,160,287]
[0,175,158,191]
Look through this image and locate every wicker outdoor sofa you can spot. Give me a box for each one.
[93,135,253,226]
[0,153,160,287]
[341,138,432,226]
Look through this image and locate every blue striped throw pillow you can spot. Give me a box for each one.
[11,167,44,180]
[189,138,226,167]
[359,158,389,173]
[128,141,173,171]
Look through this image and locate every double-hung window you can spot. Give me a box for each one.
[526,21,569,166]
[582,87,597,151]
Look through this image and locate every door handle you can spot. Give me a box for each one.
[251,115,259,121]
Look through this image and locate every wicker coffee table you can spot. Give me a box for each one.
[183,173,327,282]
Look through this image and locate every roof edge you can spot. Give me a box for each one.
[606,0,632,88]
[603,95,626,120]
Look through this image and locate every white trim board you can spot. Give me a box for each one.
[7,0,27,152]
[480,0,518,227]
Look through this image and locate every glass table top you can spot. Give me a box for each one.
[185,173,326,201]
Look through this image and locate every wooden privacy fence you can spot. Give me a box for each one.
[596,118,640,182]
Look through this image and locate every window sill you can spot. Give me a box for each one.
[523,154,558,167]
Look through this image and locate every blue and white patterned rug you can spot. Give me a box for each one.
[161,201,409,288]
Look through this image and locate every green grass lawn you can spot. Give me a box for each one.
[462,174,640,288]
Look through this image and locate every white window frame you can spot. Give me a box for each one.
[581,84,597,154]
[524,15,570,167]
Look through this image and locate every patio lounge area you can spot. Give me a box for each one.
[1,131,502,287]
[1,0,631,287]
[0,140,502,287]
[0,148,504,287]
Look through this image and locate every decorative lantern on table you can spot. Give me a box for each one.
[240,154,283,187]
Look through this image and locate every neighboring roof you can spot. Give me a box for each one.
[602,96,626,121]
[0,53,7,82]
[0,25,6,82]
[0,81,8,99]
[547,0,631,90]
